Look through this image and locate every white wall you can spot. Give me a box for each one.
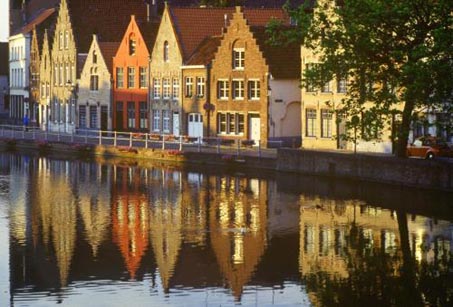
[269,79,301,138]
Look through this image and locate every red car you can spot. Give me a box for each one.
[406,136,453,159]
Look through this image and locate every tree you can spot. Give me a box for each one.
[268,0,453,157]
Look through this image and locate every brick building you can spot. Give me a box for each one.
[209,6,300,146]
[112,16,158,132]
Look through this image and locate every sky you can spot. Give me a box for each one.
[0,1,9,42]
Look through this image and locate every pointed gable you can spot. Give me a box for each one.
[115,15,157,60]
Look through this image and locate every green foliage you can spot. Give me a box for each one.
[271,0,453,157]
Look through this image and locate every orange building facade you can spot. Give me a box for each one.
[112,16,157,132]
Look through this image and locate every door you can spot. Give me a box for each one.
[101,106,108,131]
[249,115,261,144]
[116,102,123,131]
[188,113,203,138]
[172,112,180,136]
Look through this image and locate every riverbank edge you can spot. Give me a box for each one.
[1,139,452,192]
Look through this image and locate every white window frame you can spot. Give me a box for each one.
[196,77,205,98]
[153,78,161,99]
[139,67,147,89]
[172,78,179,101]
[248,79,260,100]
[153,109,160,131]
[185,77,193,97]
[217,79,229,100]
[127,67,135,88]
[162,110,170,133]
[233,48,245,70]
[163,78,171,100]
[232,79,244,100]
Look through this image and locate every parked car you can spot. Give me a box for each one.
[406,136,453,159]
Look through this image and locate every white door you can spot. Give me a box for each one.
[172,112,180,136]
[249,116,261,144]
[188,113,203,138]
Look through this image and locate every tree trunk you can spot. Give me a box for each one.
[396,97,415,158]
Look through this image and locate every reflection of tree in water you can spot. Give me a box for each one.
[303,210,453,306]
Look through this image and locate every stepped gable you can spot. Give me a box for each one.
[250,26,301,79]
[67,0,149,54]
[186,36,222,66]
[170,6,288,62]
[98,42,120,75]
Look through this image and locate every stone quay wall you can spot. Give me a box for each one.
[277,149,453,191]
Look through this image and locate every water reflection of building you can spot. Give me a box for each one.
[34,158,77,287]
[112,165,150,280]
[148,167,183,292]
[76,162,112,258]
[299,199,402,281]
[209,176,268,300]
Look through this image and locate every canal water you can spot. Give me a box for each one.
[0,153,452,306]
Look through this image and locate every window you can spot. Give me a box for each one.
[127,101,135,128]
[139,101,147,129]
[218,113,226,134]
[65,64,69,84]
[232,80,244,100]
[185,77,193,97]
[248,80,260,100]
[162,110,170,132]
[90,106,97,128]
[321,81,330,93]
[46,83,50,98]
[139,67,147,88]
[64,31,69,49]
[217,80,229,99]
[59,64,63,85]
[153,109,160,131]
[127,67,135,88]
[305,63,317,92]
[129,35,136,56]
[41,83,45,98]
[337,78,347,93]
[306,109,317,137]
[93,50,97,64]
[90,75,99,91]
[59,31,63,49]
[196,77,205,98]
[79,105,86,128]
[172,78,179,101]
[163,78,170,100]
[217,112,245,135]
[153,78,161,99]
[233,48,244,69]
[163,41,169,62]
[321,109,332,138]
[116,68,124,88]
[228,113,235,133]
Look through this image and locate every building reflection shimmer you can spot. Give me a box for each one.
[3,154,452,305]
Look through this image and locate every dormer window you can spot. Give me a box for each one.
[163,41,169,62]
[129,34,136,56]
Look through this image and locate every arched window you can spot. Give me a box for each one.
[163,41,169,62]
[93,50,97,64]
[129,34,136,56]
